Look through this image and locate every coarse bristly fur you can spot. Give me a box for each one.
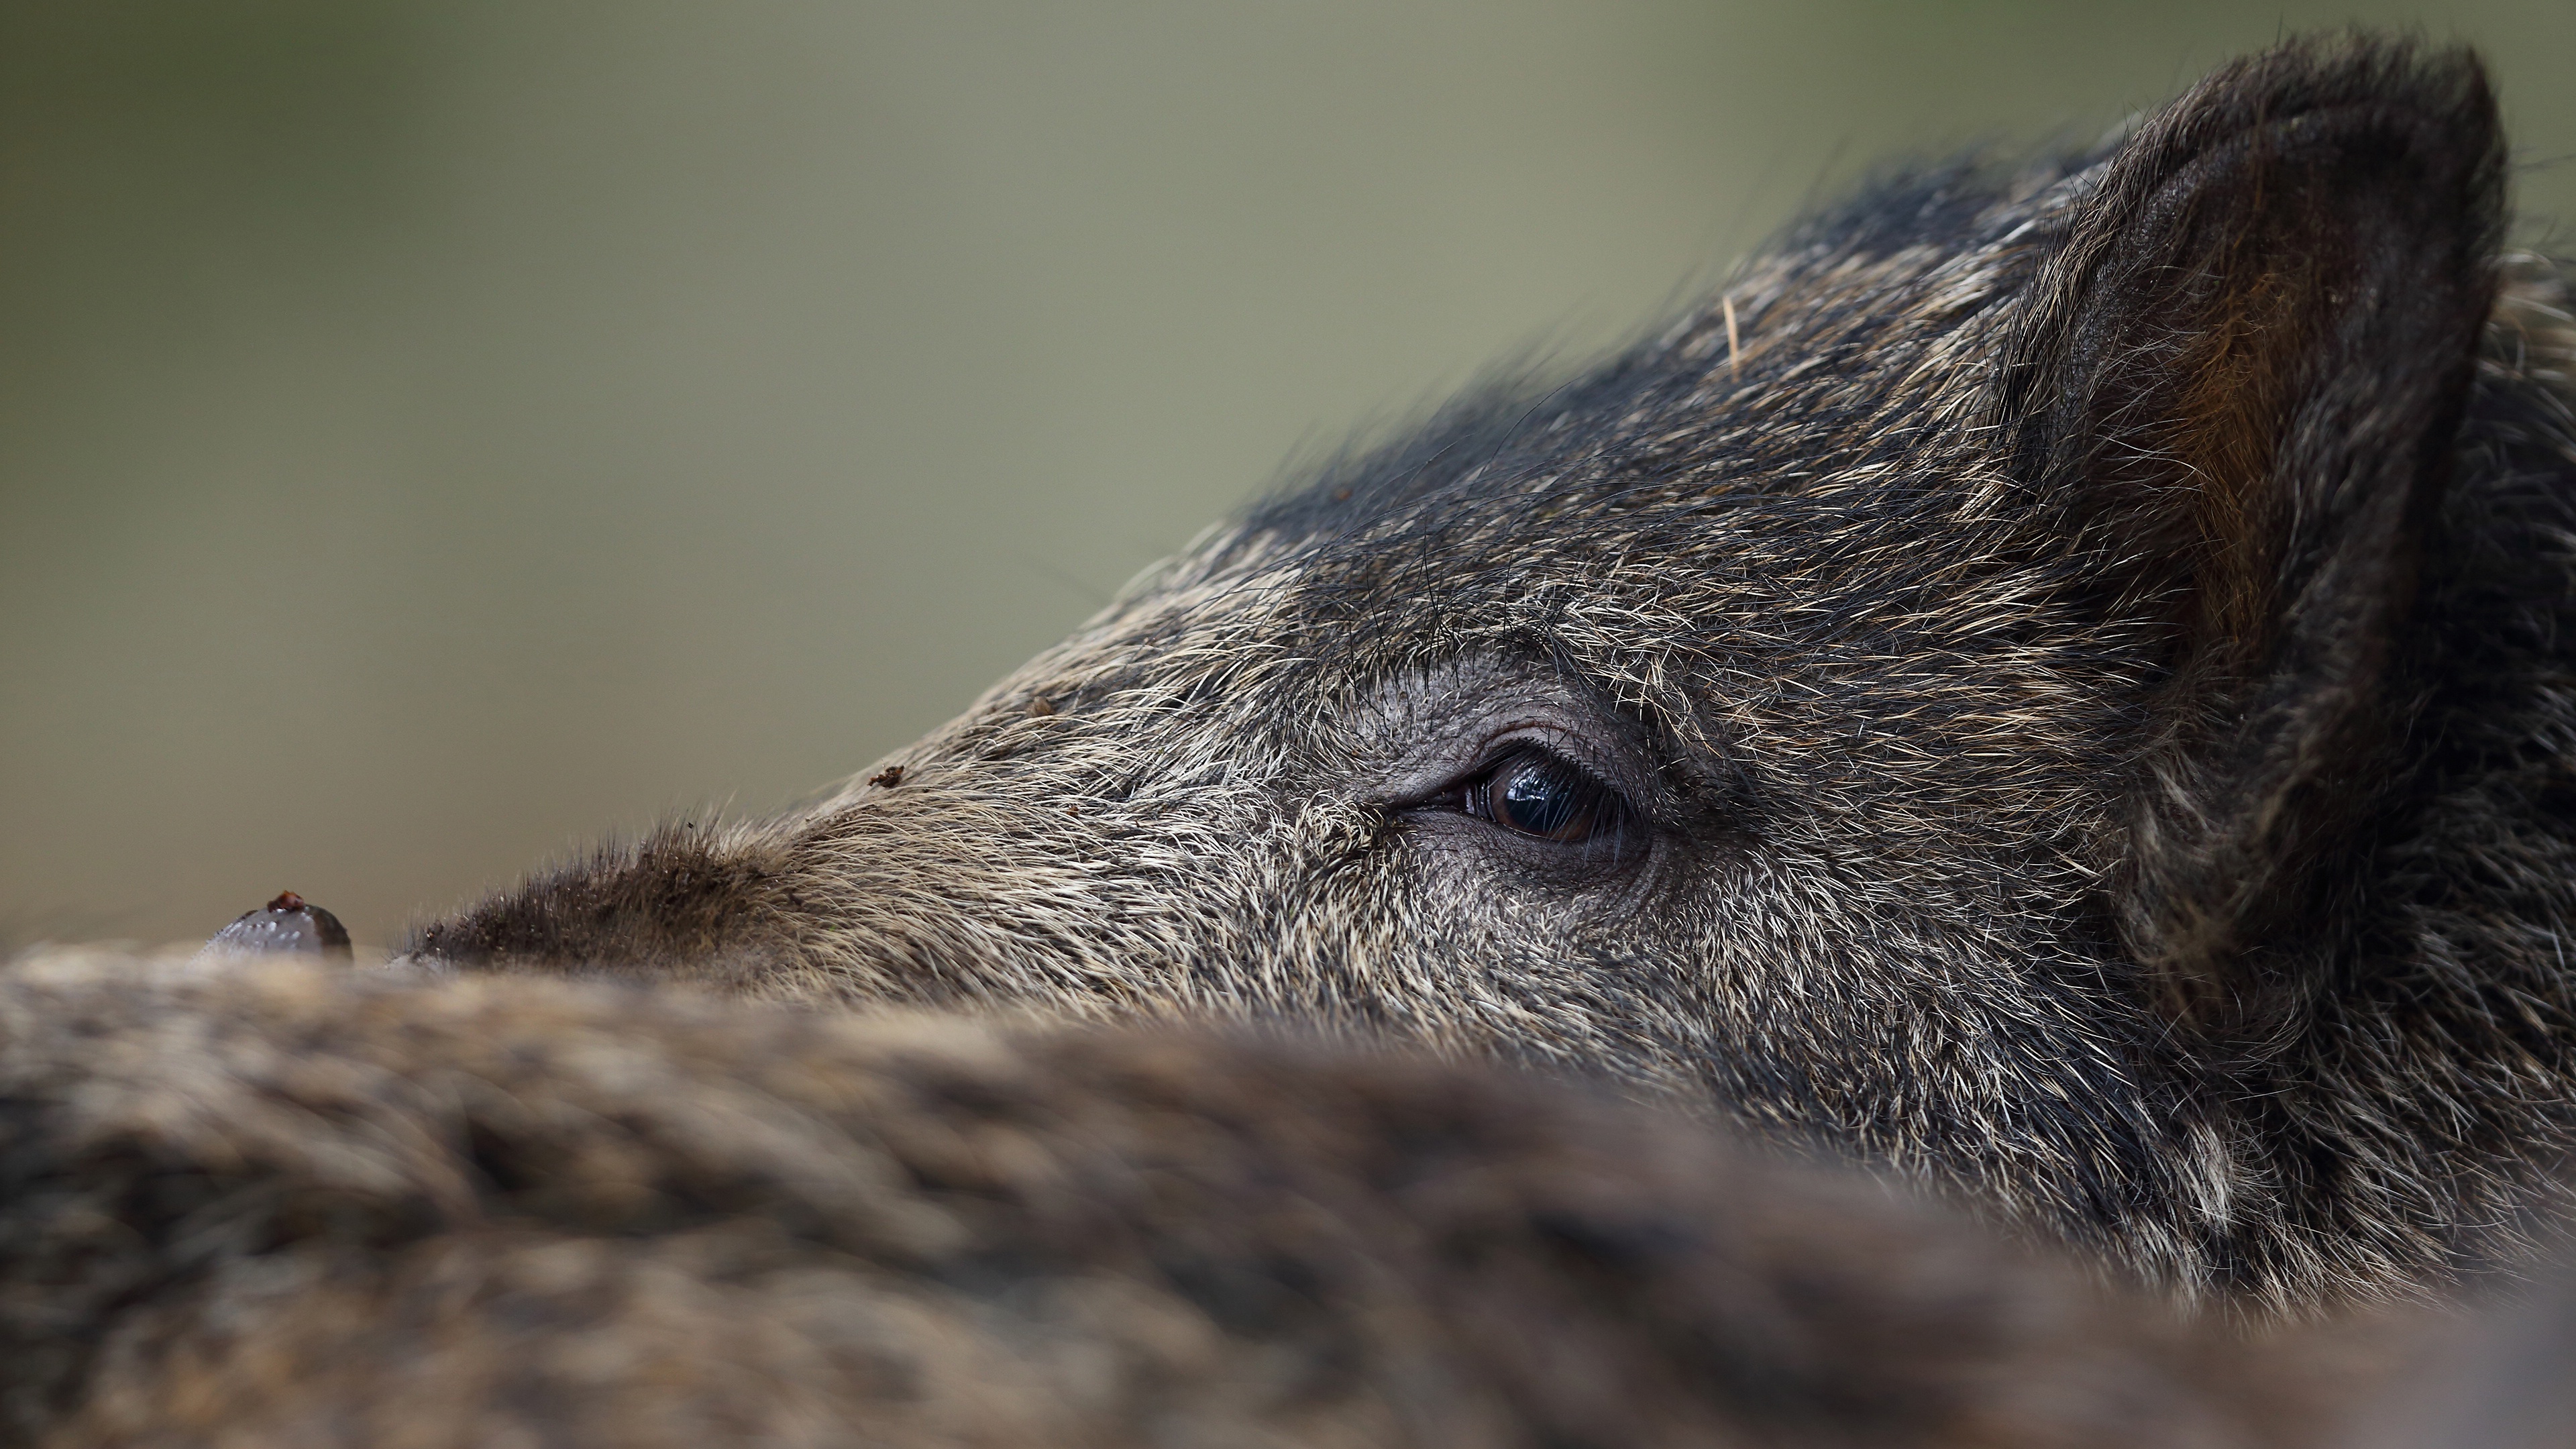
[0,947,2412,1448]
[395,36,2576,1317]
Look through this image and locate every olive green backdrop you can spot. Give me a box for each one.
[5,2,2570,947]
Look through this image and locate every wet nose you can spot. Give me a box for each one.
[198,890,354,962]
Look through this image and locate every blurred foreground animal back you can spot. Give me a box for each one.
[14,945,2576,1448]
[0,947,2459,1447]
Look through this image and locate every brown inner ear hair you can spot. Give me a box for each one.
[2067,122,2390,669]
[1992,40,2504,1027]
[2169,225,2317,664]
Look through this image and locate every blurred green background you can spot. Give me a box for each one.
[5,2,2570,948]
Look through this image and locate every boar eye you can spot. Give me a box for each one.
[1460,748,1628,845]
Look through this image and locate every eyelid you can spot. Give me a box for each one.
[1460,723,1617,790]
[1387,724,1620,810]
[1364,687,1667,826]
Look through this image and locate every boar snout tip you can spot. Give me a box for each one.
[195,890,356,965]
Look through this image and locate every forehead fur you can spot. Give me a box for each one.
[1236,154,2103,564]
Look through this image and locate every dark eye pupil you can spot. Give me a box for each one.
[1495,760,1591,841]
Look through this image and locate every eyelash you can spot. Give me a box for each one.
[1452,745,1633,847]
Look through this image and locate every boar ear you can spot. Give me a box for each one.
[1996,39,2504,1022]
